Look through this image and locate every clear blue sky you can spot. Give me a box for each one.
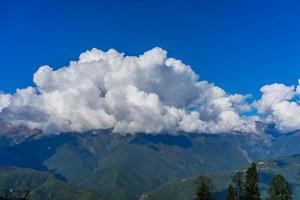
[1,0,300,98]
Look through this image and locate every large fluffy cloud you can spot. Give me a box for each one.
[0,47,257,134]
[255,81,300,132]
[0,93,11,112]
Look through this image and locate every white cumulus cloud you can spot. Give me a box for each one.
[255,81,300,132]
[0,93,11,112]
[0,47,257,134]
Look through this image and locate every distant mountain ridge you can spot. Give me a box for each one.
[0,121,299,199]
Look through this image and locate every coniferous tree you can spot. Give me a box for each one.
[244,163,260,200]
[196,176,213,200]
[226,184,236,200]
[232,171,244,200]
[266,175,292,200]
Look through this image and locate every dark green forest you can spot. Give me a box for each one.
[196,163,292,200]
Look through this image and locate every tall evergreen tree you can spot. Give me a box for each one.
[244,163,260,200]
[226,184,236,200]
[196,176,213,200]
[266,175,292,200]
[232,171,244,200]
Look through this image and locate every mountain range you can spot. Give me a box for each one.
[0,121,299,199]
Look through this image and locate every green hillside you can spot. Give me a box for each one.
[24,133,249,200]
[255,154,300,198]
[1,132,250,200]
[0,167,107,200]
[1,131,300,200]
[146,154,300,200]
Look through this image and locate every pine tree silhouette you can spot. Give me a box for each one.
[244,163,260,200]
[266,175,292,200]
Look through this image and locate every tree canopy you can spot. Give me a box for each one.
[196,176,214,200]
[226,184,236,200]
[244,163,260,200]
[266,175,292,200]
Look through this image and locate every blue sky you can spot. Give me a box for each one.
[1,0,300,98]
